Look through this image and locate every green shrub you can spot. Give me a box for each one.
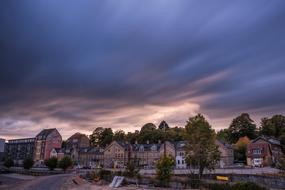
[99,169,112,181]
[231,182,267,190]
[4,158,14,168]
[44,157,58,170]
[58,156,73,171]
[23,158,34,170]
[205,182,267,190]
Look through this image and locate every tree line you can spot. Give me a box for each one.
[89,113,285,152]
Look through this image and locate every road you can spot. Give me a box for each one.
[0,174,73,190]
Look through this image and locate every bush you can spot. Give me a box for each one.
[44,157,58,171]
[231,182,267,190]
[99,169,112,181]
[58,156,73,171]
[205,182,267,190]
[4,158,14,168]
[23,158,34,170]
[123,161,139,178]
[156,155,175,187]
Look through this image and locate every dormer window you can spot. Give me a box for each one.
[139,145,144,152]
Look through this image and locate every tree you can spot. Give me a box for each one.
[228,113,257,143]
[185,114,220,180]
[139,123,162,144]
[90,127,104,146]
[156,155,175,187]
[124,161,140,178]
[277,154,285,175]
[260,115,285,138]
[58,156,73,171]
[90,127,114,147]
[113,130,126,142]
[158,121,170,130]
[44,157,58,171]
[234,136,250,162]
[217,128,231,143]
[23,158,34,170]
[4,158,14,168]
[126,130,140,144]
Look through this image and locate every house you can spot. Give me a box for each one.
[174,140,234,169]
[78,146,104,168]
[34,128,62,163]
[66,133,90,150]
[50,148,65,160]
[216,140,234,168]
[175,141,187,169]
[247,136,283,167]
[131,141,162,168]
[5,138,35,165]
[103,141,131,168]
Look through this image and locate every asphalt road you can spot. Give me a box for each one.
[1,174,72,190]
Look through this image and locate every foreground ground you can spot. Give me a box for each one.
[0,173,72,190]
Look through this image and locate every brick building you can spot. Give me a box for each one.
[34,128,62,163]
[247,136,283,167]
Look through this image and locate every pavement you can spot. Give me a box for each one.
[0,173,73,190]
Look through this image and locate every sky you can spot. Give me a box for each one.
[1,1,285,140]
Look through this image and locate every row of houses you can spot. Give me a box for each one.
[2,128,283,168]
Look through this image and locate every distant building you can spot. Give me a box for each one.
[66,133,90,150]
[131,141,176,168]
[175,141,187,169]
[34,128,62,163]
[0,138,6,161]
[103,141,131,168]
[216,140,234,168]
[78,147,104,168]
[5,138,35,165]
[50,148,65,160]
[247,136,283,167]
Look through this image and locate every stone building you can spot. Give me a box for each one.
[216,140,234,168]
[103,141,131,168]
[131,141,176,168]
[34,128,62,163]
[247,136,283,167]
[78,146,104,168]
[66,133,90,150]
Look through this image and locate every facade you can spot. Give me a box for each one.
[103,141,131,168]
[216,140,234,168]
[131,141,176,169]
[34,128,62,163]
[78,147,104,168]
[5,138,35,165]
[50,148,65,160]
[0,138,5,161]
[247,136,283,167]
[66,133,90,150]
[175,141,187,169]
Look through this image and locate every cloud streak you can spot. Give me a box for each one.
[0,0,285,139]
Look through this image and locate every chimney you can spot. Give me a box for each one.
[147,140,149,144]
[158,140,161,144]
[135,140,138,144]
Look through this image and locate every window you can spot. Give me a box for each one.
[253,148,262,154]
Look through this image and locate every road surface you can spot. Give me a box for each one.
[0,174,73,190]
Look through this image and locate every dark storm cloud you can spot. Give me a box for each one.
[1,0,285,138]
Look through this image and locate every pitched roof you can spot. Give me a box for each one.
[132,143,161,152]
[67,132,89,141]
[251,136,281,146]
[36,128,57,138]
